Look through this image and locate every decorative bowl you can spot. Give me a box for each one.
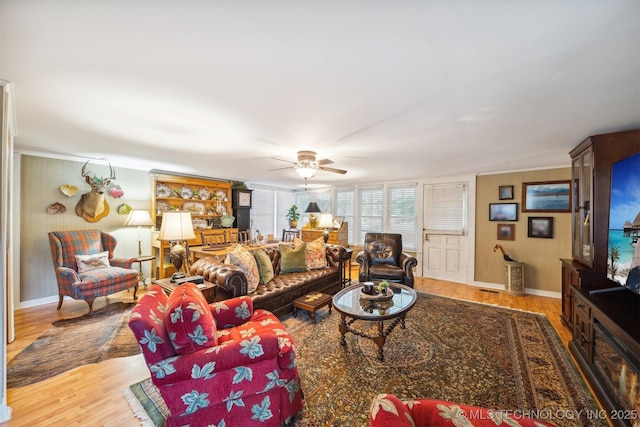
[220,215,235,227]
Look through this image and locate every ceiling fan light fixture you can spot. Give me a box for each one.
[296,166,316,179]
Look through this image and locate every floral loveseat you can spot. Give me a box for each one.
[128,283,303,427]
[369,394,555,427]
[190,240,346,318]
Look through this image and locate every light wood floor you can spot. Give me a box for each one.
[1,276,571,426]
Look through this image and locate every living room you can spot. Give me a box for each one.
[1,1,639,426]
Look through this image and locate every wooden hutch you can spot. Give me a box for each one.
[561,130,640,426]
[151,173,234,279]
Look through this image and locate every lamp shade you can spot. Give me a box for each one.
[125,209,154,227]
[318,213,334,229]
[305,202,321,213]
[158,211,196,241]
[296,166,316,179]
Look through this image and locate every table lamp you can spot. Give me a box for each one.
[125,209,154,257]
[158,211,196,282]
[305,201,321,229]
[317,213,334,243]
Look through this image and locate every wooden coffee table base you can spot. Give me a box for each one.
[338,314,407,361]
[292,293,332,323]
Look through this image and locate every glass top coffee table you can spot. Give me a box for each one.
[332,282,417,361]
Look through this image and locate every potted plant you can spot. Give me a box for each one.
[286,205,300,229]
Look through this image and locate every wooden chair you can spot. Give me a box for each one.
[200,229,228,246]
[282,229,299,242]
[231,229,251,244]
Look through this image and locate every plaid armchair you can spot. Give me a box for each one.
[128,284,304,427]
[48,229,139,313]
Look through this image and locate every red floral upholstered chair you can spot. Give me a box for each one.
[48,229,139,313]
[369,394,556,427]
[128,283,304,427]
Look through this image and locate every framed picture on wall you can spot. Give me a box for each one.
[528,216,554,238]
[489,203,518,221]
[499,185,514,200]
[497,224,515,240]
[522,181,571,212]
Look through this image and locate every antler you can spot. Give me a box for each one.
[80,160,115,181]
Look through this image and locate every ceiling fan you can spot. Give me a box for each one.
[270,150,347,179]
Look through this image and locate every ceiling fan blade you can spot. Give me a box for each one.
[269,166,295,171]
[319,165,347,174]
[271,157,296,164]
[317,158,334,165]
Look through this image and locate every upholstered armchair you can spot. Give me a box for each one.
[48,229,139,313]
[356,233,417,288]
[128,284,304,427]
[369,394,555,427]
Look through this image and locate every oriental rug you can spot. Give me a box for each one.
[124,293,606,427]
[7,302,140,388]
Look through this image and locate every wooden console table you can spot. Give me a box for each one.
[301,222,348,246]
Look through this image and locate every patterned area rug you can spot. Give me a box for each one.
[124,293,605,427]
[8,302,140,388]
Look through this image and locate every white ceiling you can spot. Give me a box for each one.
[2,1,639,189]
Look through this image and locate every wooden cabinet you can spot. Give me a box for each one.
[572,290,592,362]
[570,143,593,268]
[301,222,348,246]
[560,258,582,329]
[151,173,233,278]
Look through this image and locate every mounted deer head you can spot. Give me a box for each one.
[75,160,116,222]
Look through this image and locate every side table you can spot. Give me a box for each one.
[292,292,332,323]
[342,248,354,287]
[135,255,156,288]
[153,278,217,304]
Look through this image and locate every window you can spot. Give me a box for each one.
[295,191,331,225]
[250,186,275,237]
[424,183,467,235]
[386,184,417,250]
[358,186,383,245]
[334,188,354,244]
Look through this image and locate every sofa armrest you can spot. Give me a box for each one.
[110,257,135,269]
[209,296,254,328]
[191,256,248,297]
[399,252,418,287]
[356,250,371,282]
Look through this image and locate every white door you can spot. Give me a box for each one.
[422,183,468,284]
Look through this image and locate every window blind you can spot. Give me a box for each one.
[423,183,466,235]
[386,184,417,250]
[358,187,383,245]
[334,188,355,244]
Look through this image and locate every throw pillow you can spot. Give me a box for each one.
[295,236,326,269]
[253,249,275,285]
[280,242,308,273]
[226,244,260,293]
[75,251,111,273]
[165,283,218,355]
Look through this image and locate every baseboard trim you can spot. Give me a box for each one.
[0,401,12,422]
[471,280,561,299]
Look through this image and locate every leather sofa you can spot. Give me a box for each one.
[190,244,346,318]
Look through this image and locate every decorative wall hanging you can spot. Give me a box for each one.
[522,181,571,212]
[497,224,515,241]
[59,184,78,197]
[117,204,132,215]
[498,185,514,200]
[528,216,554,238]
[47,202,67,214]
[109,185,124,199]
[76,160,115,222]
[489,203,518,221]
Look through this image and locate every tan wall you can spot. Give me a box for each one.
[475,168,572,293]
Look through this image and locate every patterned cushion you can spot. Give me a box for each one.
[253,249,275,284]
[295,237,326,269]
[226,244,260,293]
[165,283,218,354]
[280,242,308,273]
[128,285,175,364]
[75,251,111,273]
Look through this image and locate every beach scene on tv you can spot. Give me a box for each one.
[608,151,640,293]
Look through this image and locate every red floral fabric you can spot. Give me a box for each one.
[369,394,556,427]
[129,284,304,427]
[165,283,218,354]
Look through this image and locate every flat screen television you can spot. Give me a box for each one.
[606,150,640,295]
